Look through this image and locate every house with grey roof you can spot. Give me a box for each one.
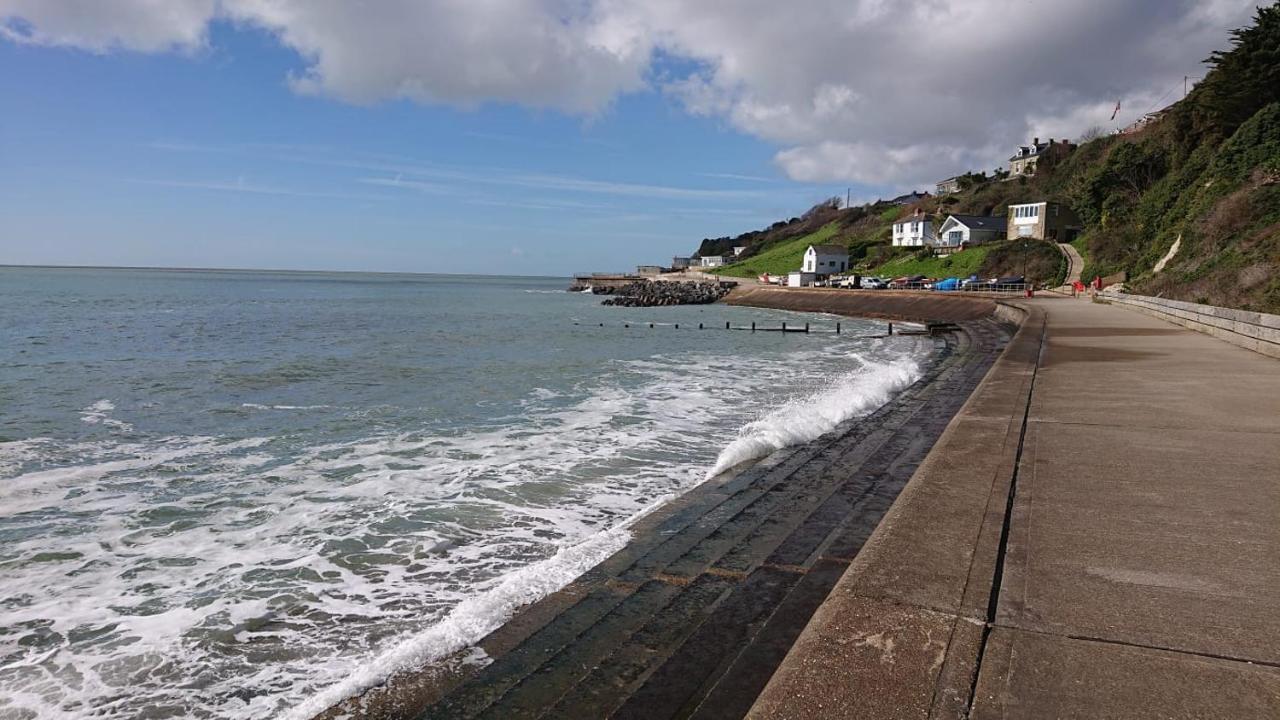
[935,214,1005,254]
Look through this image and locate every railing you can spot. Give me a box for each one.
[819,281,1030,294]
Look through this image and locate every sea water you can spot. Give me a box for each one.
[0,267,924,719]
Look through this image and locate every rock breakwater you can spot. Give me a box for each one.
[600,280,730,307]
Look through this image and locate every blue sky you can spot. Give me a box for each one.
[0,1,1258,275]
[0,22,844,275]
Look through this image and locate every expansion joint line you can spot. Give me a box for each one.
[964,313,1048,716]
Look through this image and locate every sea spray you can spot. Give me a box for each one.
[282,521,636,720]
[707,356,922,477]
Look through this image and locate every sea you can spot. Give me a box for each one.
[0,267,926,719]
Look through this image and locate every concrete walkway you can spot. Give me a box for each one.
[750,296,1280,719]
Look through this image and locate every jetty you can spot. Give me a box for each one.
[315,288,1280,720]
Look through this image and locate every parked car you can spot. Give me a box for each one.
[994,275,1025,286]
[860,277,888,290]
[960,274,981,289]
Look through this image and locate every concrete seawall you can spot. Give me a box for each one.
[724,286,998,323]
[1103,291,1280,359]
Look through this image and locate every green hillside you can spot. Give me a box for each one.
[711,222,841,278]
[687,4,1280,311]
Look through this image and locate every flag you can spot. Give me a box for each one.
[1110,100,1121,121]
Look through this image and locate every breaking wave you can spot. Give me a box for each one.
[708,356,922,477]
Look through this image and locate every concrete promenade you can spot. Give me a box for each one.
[750,297,1280,719]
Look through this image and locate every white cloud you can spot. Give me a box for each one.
[2,0,1264,187]
[0,0,214,52]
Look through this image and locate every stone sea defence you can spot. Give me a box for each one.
[599,279,730,307]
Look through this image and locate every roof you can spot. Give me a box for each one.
[809,244,848,255]
[889,191,931,204]
[945,214,1004,230]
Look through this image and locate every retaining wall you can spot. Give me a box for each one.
[1104,292,1280,360]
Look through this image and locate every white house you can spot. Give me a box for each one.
[802,244,849,275]
[891,212,934,247]
[699,255,726,268]
[934,215,1005,253]
[732,246,747,257]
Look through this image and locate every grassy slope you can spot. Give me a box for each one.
[711,222,841,278]
[869,245,993,279]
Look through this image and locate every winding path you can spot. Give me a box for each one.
[1056,239,1084,288]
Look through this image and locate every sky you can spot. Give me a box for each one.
[0,0,1264,276]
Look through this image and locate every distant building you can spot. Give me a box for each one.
[1007,202,1082,241]
[636,265,664,276]
[732,246,747,257]
[1008,138,1074,176]
[699,255,726,268]
[671,256,692,270]
[889,191,931,205]
[892,210,934,247]
[935,176,962,195]
[934,214,1005,254]
[802,244,849,275]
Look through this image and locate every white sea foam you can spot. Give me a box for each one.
[0,332,926,720]
[281,522,634,720]
[707,355,922,477]
[78,399,133,430]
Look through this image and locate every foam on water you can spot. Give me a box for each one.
[0,270,931,720]
[708,356,922,477]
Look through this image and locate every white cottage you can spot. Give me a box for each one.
[891,212,934,247]
[934,214,1005,253]
[802,244,849,274]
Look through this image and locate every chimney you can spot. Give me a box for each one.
[1033,137,1039,145]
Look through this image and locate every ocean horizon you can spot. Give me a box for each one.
[0,266,924,718]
